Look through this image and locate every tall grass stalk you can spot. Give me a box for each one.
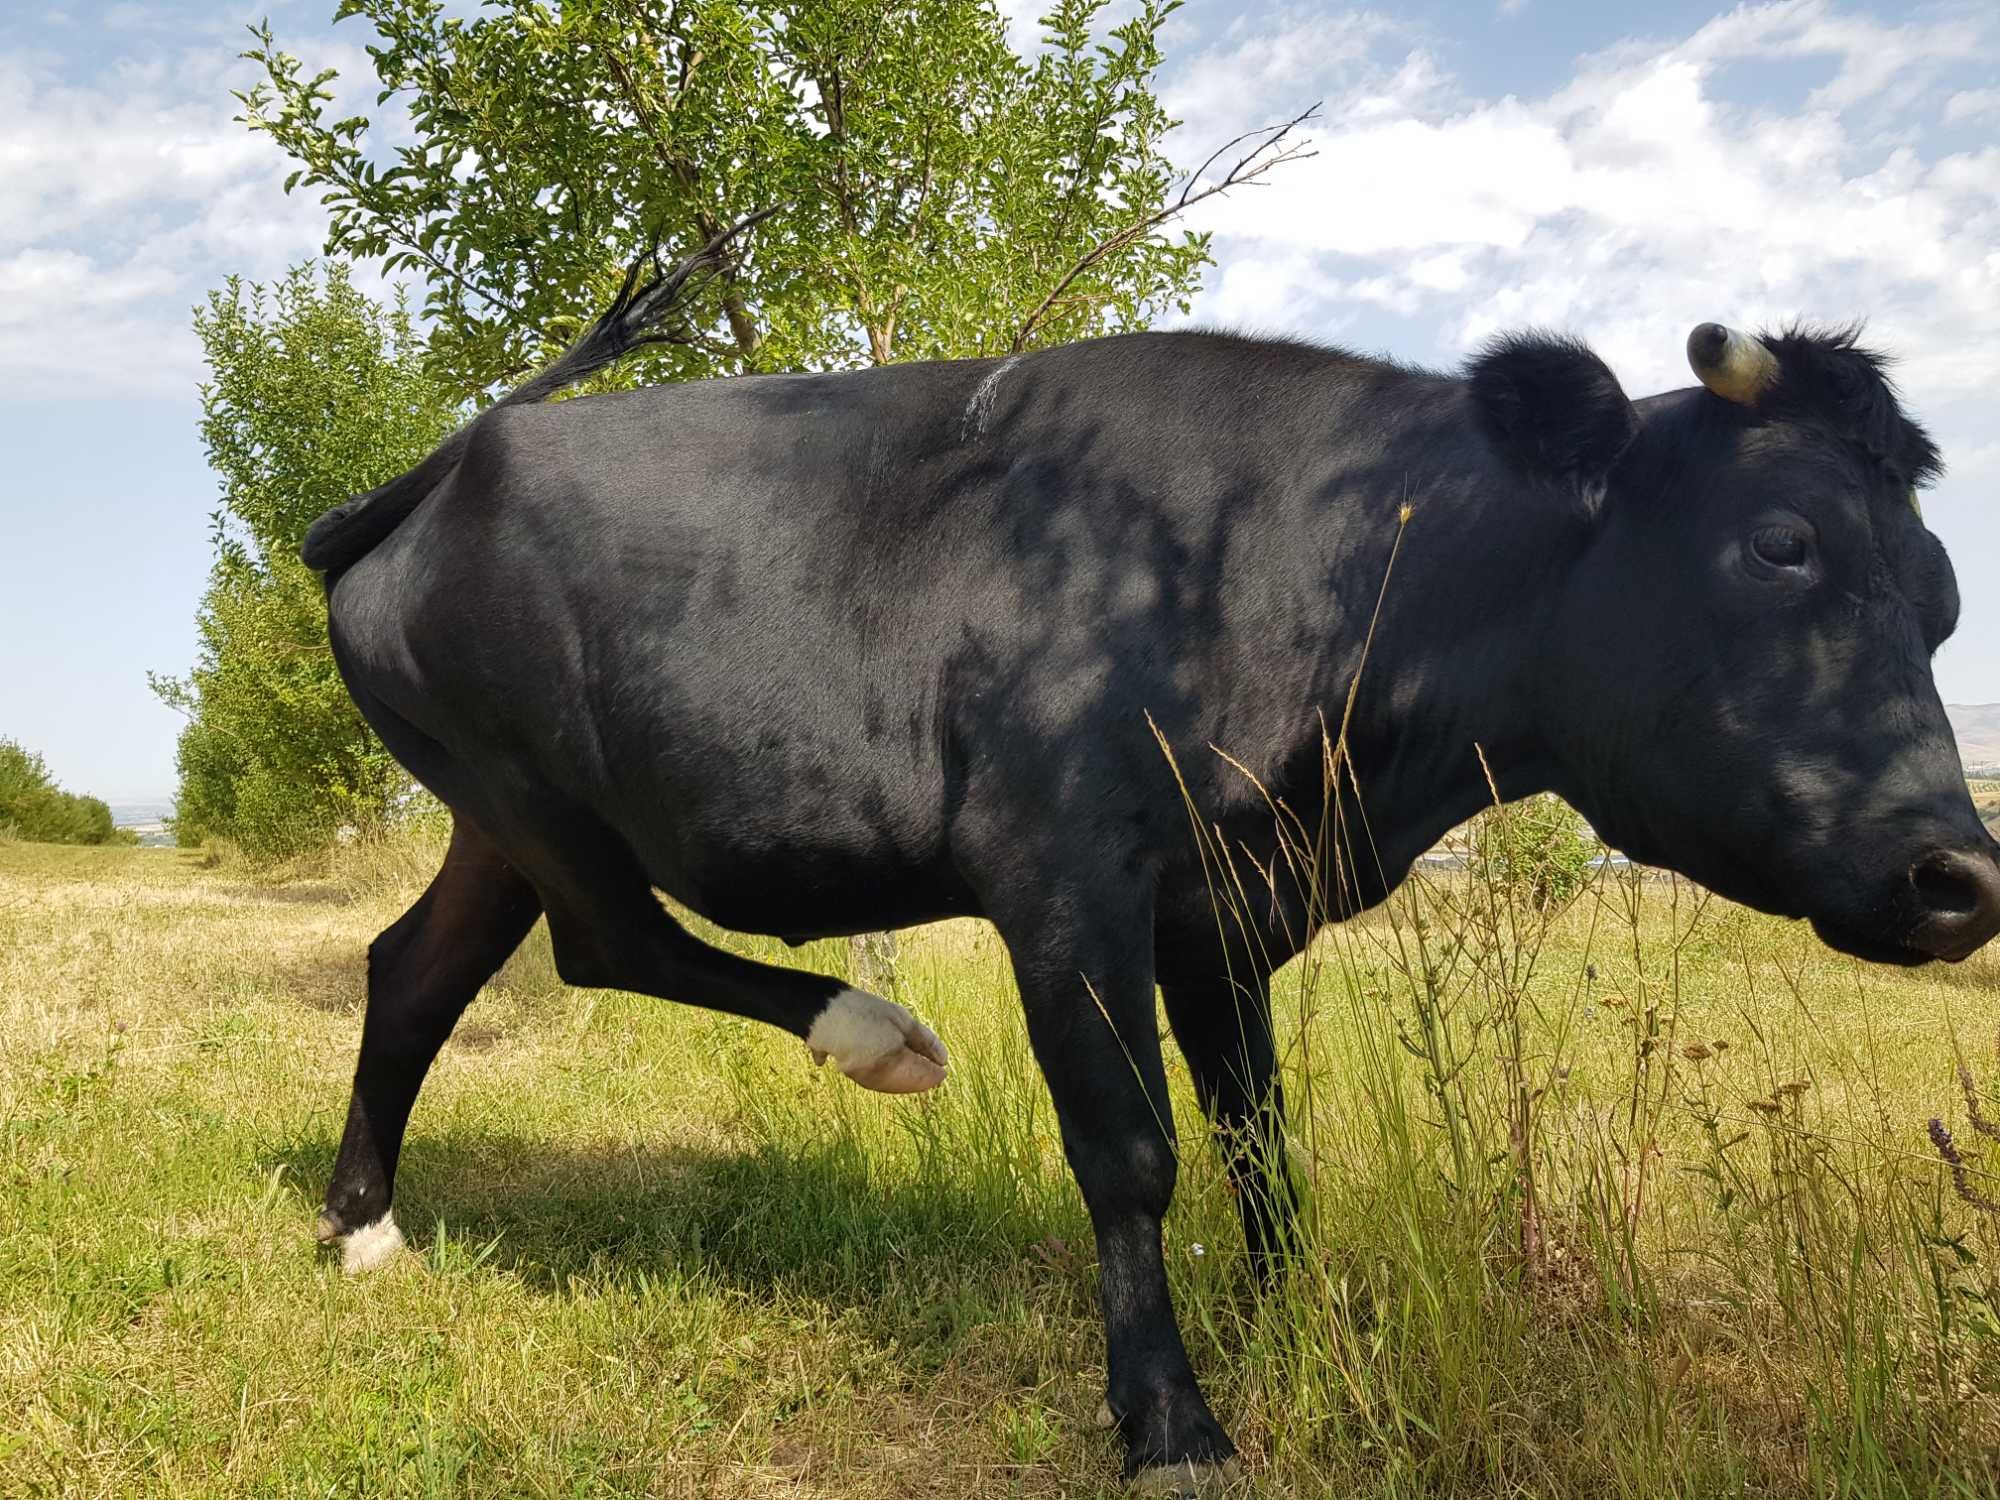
[1156,688,2000,1492]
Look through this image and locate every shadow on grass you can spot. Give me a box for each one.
[1929,950,2000,994]
[218,880,357,907]
[260,1125,1091,1314]
[269,944,367,1014]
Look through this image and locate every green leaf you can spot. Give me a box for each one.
[237,0,1222,381]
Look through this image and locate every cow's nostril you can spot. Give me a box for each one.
[1907,849,2000,960]
[1914,855,1982,916]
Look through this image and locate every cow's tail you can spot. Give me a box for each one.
[299,207,778,576]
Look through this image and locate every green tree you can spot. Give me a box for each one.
[1473,794,1601,913]
[237,0,1296,396]
[150,265,465,859]
[0,741,131,846]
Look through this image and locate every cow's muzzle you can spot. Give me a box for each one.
[1903,845,2000,963]
[1808,842,2000,967]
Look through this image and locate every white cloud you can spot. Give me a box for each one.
[1196,251,1343,332]
[1163,0,2000,698]
[1167,10,1413,136]
[1946,88,2000,124]
[1168,2,2000,380]
[0,33,392,397]
[0,246,177,313]
[997,0,1147,53]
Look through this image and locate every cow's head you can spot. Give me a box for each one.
[1487,322,1998,964]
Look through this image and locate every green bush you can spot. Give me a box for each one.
[150,264,464,862]
[1472,792,1601,911]
[0,740,133,845]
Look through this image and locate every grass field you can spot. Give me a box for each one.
[5,828,2000,1497]
[1971,782,2000,838]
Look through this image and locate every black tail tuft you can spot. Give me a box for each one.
[299,206,778,576]
[491,205,780,413]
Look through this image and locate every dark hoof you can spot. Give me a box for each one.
[1106,1386,1237,1489]
[314,1209,344,1245]
[1131,1458,1249,1498]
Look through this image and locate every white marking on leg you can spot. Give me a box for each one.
[339,1211,406,1275]
[961,356,1019,441]
[806,987,949,1094]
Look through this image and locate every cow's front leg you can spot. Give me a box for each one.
[996,885,1238,1492]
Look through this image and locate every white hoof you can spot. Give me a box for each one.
[806,988,949,1094]
[335,1211,406,1275]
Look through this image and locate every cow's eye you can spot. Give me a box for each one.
[1750,526,1809,570]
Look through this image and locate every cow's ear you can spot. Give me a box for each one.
[1469,333,1637,497]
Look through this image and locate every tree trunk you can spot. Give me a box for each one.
[849,928,899,999]
[722,287,761,359]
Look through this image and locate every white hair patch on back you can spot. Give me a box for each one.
[961,357,1020,441]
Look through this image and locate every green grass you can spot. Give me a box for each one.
[1971,781,1999,835]
[4,830,2000,1497]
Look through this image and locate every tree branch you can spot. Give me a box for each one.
[1008,104,1319,356]
[603,35,761,361]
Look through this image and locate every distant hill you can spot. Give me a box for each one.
[1951,704,2000,776]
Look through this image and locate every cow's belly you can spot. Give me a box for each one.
[664,853,979,942]
[636,831,979,941]
[607,760,979,942]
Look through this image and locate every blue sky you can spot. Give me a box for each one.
[2,0,1996,802]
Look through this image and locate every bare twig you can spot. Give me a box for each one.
[1008,103,1320,355]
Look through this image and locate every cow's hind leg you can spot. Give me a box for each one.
[988,880,1238,1490]
[1159,973,1298,1281]
[318,817,542,1272]
[514,814,947,1094]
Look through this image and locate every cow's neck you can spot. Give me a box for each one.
[1276,484,1580,903]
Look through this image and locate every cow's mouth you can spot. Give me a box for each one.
[1809,915,1938,968]
[1809,848,2000,966]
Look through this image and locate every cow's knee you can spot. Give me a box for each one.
[1072,1129,1177,1220]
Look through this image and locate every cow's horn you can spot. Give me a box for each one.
[1687,322,1778,406]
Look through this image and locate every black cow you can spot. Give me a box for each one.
[303,231,2000,1493]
